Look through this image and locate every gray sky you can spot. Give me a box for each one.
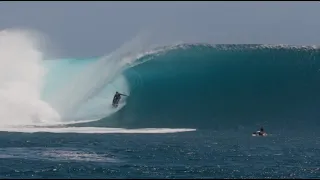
[0,2,319,58]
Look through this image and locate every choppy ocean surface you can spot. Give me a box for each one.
[1,30,320,178]
[0,130,319,179]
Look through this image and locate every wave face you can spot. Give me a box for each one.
[87,44,320,129]
[2,28,320,130]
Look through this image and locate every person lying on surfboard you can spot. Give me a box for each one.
[112,91,128,107]
[252,127,267,136]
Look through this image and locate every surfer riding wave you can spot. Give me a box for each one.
[112,91,128,107]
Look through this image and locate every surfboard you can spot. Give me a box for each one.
[252,132,267,137]
[252,131,267,137]
[112,103,119,108]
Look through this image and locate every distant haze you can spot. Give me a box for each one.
[0,2,319,57]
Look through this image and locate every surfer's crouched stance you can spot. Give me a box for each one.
[252,127,267,136]
[112,91,128,107]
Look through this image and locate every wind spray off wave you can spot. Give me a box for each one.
[0,28,158,128]
[43,33,153,122]
[0,29,195,135]
[0,29,60,126]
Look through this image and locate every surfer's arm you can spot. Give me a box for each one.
[120,93,128,96]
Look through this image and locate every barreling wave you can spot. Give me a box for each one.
[66,44,320,130]
[6,28,320,132]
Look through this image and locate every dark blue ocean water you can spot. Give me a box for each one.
[0,129,319,179]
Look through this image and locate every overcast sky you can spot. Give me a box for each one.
[0,2,319,57]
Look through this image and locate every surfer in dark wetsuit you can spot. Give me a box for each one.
[258,127,265,136]
[112,91,128,107]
